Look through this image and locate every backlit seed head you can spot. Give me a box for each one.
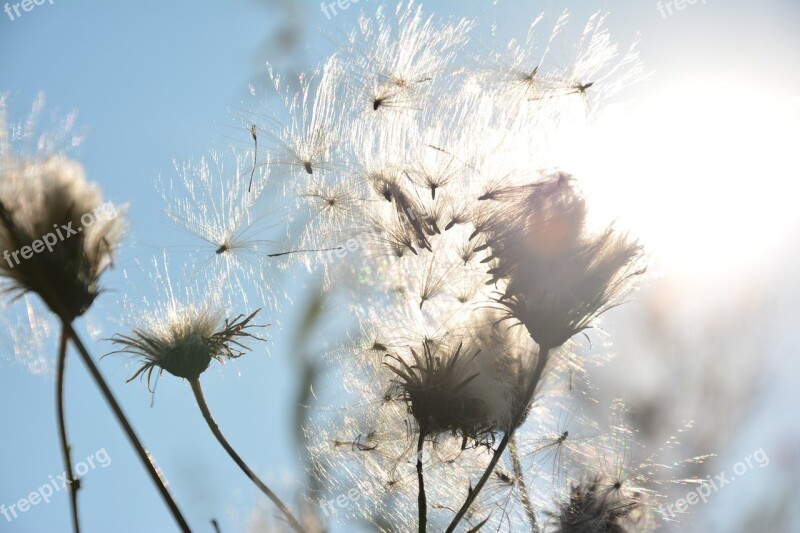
[108,307,265,390]
[0,156,124,321]
[480,173,644,349]
[552,475,640,533]
[384,340,498,445]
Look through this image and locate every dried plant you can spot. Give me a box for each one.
[286,4,692,533]
[108,284,305,532]
[1,3,708,533]
[0,155,123,321]
[0,100,191,532]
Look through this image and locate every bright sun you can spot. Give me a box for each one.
[572,80,800,280]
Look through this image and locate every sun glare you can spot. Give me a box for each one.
[575,80,800,279]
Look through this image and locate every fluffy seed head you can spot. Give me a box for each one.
[384,340,498,445]
[480,173,644,349]
[553,475,640,533]
[109,306,265,389]
[0,156,123,321]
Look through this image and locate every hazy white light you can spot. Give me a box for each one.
[575,81,800,279]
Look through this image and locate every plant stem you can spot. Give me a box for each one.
[188,378,304,533]
[417,429,428,533]
[445,347,551,533]
[56,327,80,533]
[451,434,510,533]
[510,434,538,533]
[1,201,188,529]
[62,321,191,532]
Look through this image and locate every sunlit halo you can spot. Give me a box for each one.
[574,80,800,279]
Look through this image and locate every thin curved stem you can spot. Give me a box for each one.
[510,434,538,533]
[189,378,304,533]
[417,429,428,533]
[56,327,80,533]
[62,321,191,533]
[0,205,190,530]
[446,347,551,533]
[452,434,510,533]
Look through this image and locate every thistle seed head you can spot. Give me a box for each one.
[109,306,265,390]
[384,340,498,444]
[553,475,640,533]
[0,156,123,321]
[480,173,644,349]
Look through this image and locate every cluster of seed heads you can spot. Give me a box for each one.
[0,3,706,532]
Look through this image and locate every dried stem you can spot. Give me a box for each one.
[188,378,305,533]
[445,347,551,533]
[1,199,189,530]
[510,434,538,532]
[62,321,191,533]
[417,429,428,533]
[56,326,80,533]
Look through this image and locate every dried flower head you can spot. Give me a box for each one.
[0,155,123,321]
[479,173,644,349]
[109,306,265,390]
[385,340,497,444]
[552,474,641,533]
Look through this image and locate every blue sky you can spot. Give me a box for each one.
[2,1,799,532]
